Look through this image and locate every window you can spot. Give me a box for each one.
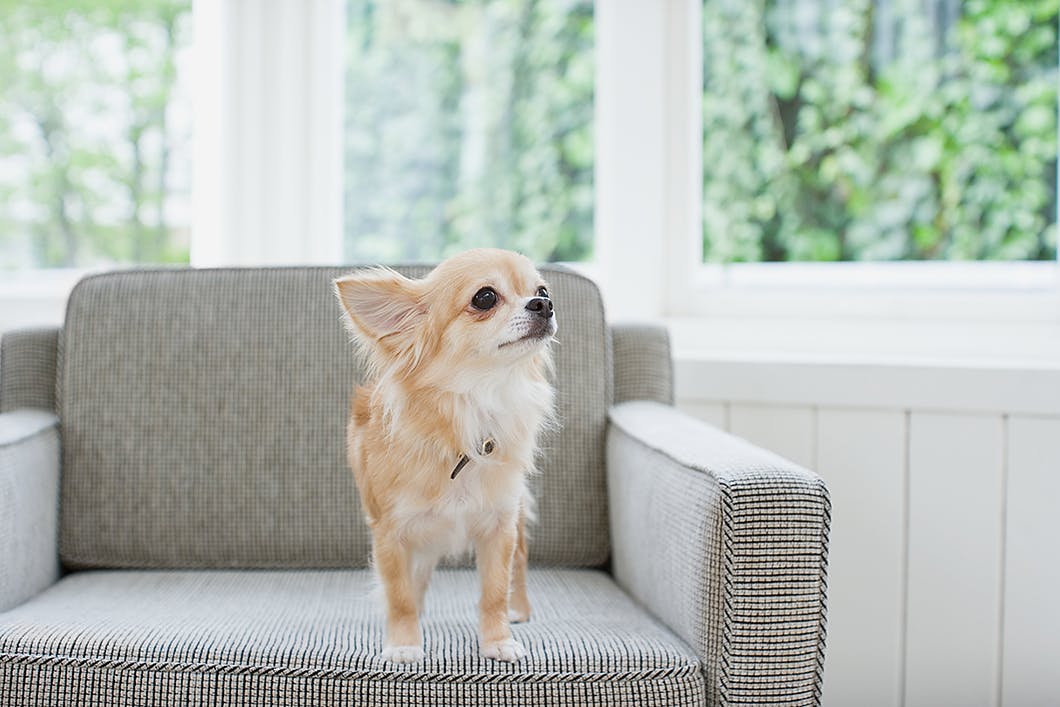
[0,1,193,270]
[701,0,1058,264]
[3,1,1057,333]
[343,0,594,264]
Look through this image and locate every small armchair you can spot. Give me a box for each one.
[0,266,829,706]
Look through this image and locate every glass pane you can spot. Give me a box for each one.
[702,0,1059,263]
[0,1,193,269]
[344,0,594,263]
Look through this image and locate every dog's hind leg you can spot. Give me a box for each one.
[411,550,437,615]
[508,501,531,623]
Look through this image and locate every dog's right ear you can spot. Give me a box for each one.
[333,268,425,344]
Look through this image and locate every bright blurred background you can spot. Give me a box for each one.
[1,2,1058,706]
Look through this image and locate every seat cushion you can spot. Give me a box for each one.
[57,266,611,569]
[0,569,704,706]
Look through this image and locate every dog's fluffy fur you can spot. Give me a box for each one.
[333,249,556,664]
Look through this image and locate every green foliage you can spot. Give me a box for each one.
[0,0,191,268]
[344,0,594,263]
[702,0,1059,262]
[8,1,1048,269]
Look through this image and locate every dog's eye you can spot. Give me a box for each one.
[471,287,497,311]
[536,286,549,298]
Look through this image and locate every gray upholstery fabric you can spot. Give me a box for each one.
[58,266,611,569]
[611,324,673,404]
[0,328,59,413]
[607,402,830,707]
[0,568,705,706]
[0,410,61,612]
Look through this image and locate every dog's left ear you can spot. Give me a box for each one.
[333,268,425,344]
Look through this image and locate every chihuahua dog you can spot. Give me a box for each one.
[333,249,556,664]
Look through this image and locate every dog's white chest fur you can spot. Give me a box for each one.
[398,476,515,559]
[450,368,554,463]
[396,371,552,559]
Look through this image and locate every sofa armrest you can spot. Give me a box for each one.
[0,410,61,612]
[0,327,60,414]
[611,324,673,405]
[607,401,830,707]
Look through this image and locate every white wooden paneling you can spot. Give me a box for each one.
[816,408,906,707]
[728,403,815,468]
[906,413,1004,707]
[1003,416,1060,707]
[676,400,728,430]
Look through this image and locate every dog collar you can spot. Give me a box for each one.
[451,438,496,479]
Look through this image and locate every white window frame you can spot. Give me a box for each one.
[598,0,1060,332]
[190,0,344,267]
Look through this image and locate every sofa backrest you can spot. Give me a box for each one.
[57,266,612,569]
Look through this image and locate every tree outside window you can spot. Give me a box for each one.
[344,0,594,264]
[0,0,192,270]
[702,0,1059,263]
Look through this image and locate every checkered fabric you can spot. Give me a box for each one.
[56,266,611,570]
[607,401,830,706]
[0,328,59,414]
[0,568,706,706]
[0,410,60,613]
[611,324,673,404]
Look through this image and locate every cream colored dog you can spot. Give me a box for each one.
[333,249,556,664]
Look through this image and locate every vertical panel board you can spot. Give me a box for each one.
[906,413,1004,707]
[1003,417,1060,707]
[676,399,728,430]
[817,408,905,707]
[729,403,815,468]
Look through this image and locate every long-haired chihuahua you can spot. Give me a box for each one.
[333,248,556,664]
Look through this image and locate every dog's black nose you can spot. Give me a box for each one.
[525,297,554,319]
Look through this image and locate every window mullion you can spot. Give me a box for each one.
[191,0,345,267]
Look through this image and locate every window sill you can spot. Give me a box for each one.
[0,270,85,333]
[669,316,1060,415]
[4,267,1060,416]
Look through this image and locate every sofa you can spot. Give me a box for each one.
[0,266,830,706]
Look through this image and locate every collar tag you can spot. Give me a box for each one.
[451,437,496,479]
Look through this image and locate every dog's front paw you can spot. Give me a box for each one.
[381,644,425,664]
[481,638,526,663]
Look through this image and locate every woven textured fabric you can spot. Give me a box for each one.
[0,328,59,414]
[611,324,673,404]
[607,402,830,707]
[0,568,705,706]
[57,266,611,569]
[0,411,61,612]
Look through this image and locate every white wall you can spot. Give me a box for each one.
[677,357,1060,707]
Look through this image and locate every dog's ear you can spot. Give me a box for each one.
[333,268,425,343]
